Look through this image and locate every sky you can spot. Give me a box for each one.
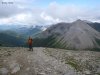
[0,0,100,25]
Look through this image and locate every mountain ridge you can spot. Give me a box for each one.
[0,20,100,50]
[33,20,100,50]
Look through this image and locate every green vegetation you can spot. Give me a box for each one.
[95,38,100,46]
[52,37,66,49]
[97,73,100,75]
[67,61,80,71]
[0,43,2,46]
[65,56,98,73]
[0,32,25,47]
[33,35,56,47]
[33,36,77,50]
[91,48,100,52]
[65,57,83,72]
[89,38,100,51]
[32,35,68,49]
[88,23,100,32]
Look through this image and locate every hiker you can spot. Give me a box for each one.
[28,36,33,51]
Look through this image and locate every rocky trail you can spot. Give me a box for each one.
[0,47,100,75]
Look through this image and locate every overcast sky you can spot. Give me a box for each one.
[0,0,100,25]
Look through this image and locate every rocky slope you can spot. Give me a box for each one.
[35,20,100,50]
[0,47,100,75]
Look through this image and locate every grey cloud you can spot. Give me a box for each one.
[0,1,100,25]
[0,0,32,18]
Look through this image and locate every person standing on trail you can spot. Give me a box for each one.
[28,36,33,51]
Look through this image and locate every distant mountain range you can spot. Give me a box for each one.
[33,20,100,50]
[0,20,100,50]
[0,32,25,47]
[0,25,48,46]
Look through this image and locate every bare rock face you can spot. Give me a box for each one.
[0,47,100,75]
[37,20,100,50]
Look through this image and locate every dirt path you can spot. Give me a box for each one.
[0,47,76,75]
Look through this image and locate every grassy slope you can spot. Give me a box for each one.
[0,32,25,47]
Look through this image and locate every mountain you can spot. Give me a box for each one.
[14,26,42,38]
[33,20,100,50]
[0,32,25,47]
[0,25,48,38]
[81,20,100,32]
[0,21,100,49]
[87,22,100,32]
[0,25,22,31]
[0,24,49,47]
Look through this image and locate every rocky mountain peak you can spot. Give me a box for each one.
[35,19,100,50]
[72,19,87,25]
[74,19,84,22]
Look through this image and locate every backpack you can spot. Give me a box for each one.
[28,39,32,45]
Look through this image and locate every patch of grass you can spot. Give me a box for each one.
[65,57,82,72]
[66,61,80,71]
[94,73,100,75]
[0,65,2,68]
[97,73,100,75]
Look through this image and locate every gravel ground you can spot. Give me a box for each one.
[0,47,100,75]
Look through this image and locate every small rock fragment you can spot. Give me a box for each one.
[0,68,9,75]
[9,61,20,74]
